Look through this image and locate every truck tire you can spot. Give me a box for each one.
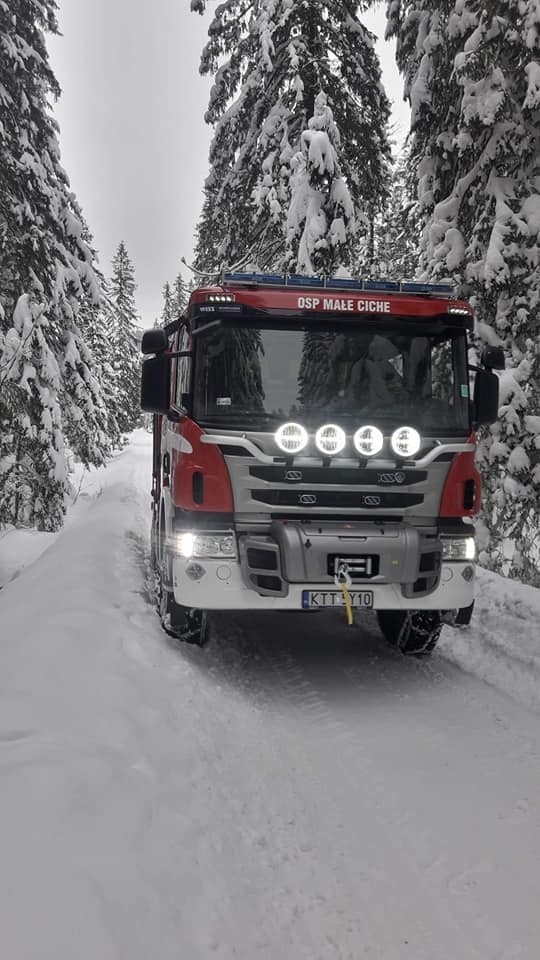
[158,574,209,646]
[150,506,159,570]
[377,609,442,657]
[155,513,208,647]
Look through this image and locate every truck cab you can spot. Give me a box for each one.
[141,272,502,654]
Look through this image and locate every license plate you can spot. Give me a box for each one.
[302,590,374,609]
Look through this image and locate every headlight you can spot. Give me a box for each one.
[354,425,384,457]
[315,424,346,456]
[275,422,308,454]
[391,426,421,458]
[441,537,475,561]
[178,532,237,559]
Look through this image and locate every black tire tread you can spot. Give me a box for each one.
[377,609,442,657]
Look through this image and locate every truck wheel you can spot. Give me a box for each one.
[377,610,442,657]
[158,576,209,646]
[156,527,208,647]
[150,507,158,570]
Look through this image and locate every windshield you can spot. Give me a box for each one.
[193,322,470,433]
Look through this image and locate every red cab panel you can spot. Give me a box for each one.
[439,436,482,517]
[170,417,234,513]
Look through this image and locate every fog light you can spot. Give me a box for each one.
[441,537,475,561]
[461,565,474,582]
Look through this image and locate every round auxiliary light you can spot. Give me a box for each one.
[315,424,347,456]
[354,425,384,457]
[275,422,308,454]
[391,426,421,458]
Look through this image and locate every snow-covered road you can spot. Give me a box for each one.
[1,432,539,960]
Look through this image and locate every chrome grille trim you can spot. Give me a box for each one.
[200,432,473,468]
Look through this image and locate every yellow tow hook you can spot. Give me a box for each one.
[335,562,354,627]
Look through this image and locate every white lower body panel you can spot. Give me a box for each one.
[172,558,474,611]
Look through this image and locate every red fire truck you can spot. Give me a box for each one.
[140,272,503,654]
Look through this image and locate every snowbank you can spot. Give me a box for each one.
[0,527,57,590]
[440,567,540,712]
[0,451,112,589]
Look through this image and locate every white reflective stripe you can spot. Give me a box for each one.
[165,427,193,455]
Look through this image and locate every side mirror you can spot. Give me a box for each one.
[473,368,499,426]
[141,328,169,355]
[140,355,171,414]
[480,345,505,370]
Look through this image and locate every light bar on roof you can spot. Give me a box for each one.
[287,274,322,287]
[223,272,285,285]
[364,279,400,292]
[401,280,453,294]
[325,277,362,290]
[221,271,455,296]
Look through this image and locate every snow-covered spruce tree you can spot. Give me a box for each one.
[387,0,540,583]
[285,92,357,274]
[192,0,391,275]
[373,145,420,279]
[0,0,111,530]
[161,281,176,326]
[78,281,122,452]
[172,270,189,316]
[106,242,141,435]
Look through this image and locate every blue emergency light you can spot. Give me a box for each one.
[222,272,454,296]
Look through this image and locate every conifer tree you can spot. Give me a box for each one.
[388,0,540,583]
[192,0,391,275]
[374,147,420,279]
[161,282,175,326]
[78,282,122,452]
[107,242,141,435]
[0,0,111,530]
[286,92,357,274]
[173,271,189,316]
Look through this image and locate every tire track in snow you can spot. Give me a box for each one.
[198,618,483,955]
[198,611,539,959]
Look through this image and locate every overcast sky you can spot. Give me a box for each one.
[48,1,410,326]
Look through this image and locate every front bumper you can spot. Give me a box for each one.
[172,556,474,611]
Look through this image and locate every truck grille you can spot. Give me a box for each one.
[251,490,423,509]
[249,466,428,486]
[219,434,457,520]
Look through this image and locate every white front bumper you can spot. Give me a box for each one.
[173,558,474,611]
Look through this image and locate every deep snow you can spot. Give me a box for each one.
[1,431,540,959]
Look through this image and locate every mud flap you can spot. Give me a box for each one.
[454,601,475,627]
